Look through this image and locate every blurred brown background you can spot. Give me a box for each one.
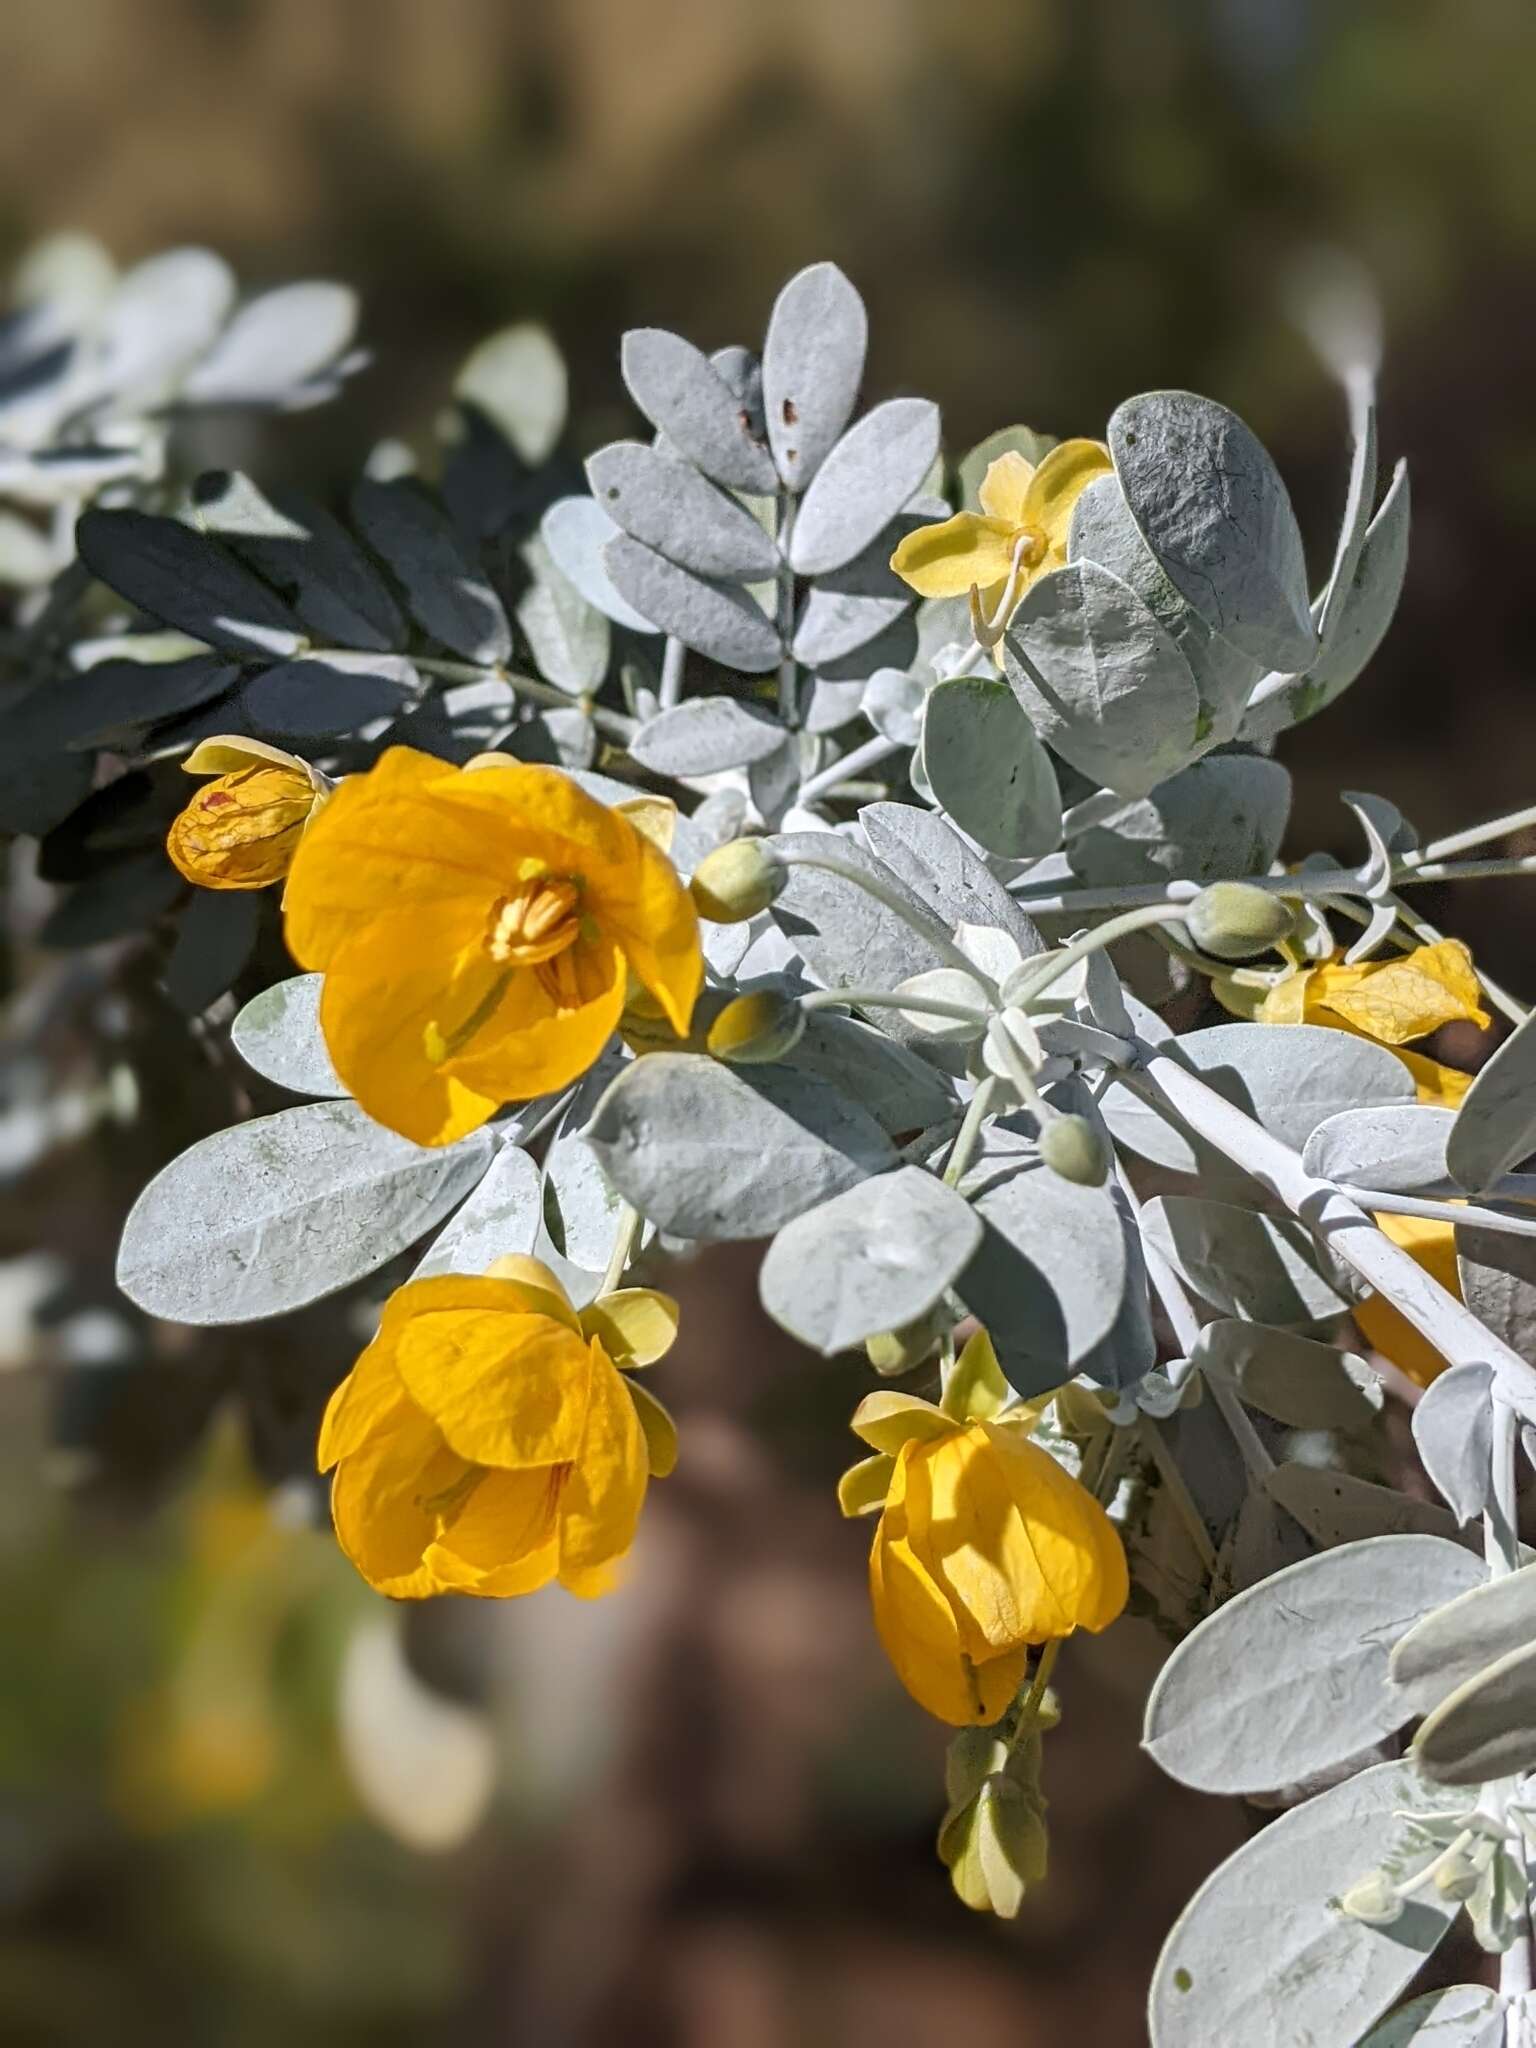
[2,2,1534,2042]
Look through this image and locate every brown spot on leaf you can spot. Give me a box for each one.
[781,399,798,425]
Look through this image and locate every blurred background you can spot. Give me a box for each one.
[2,1,1533,2040]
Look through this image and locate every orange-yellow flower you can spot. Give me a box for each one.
[1353,1209,1463,1389]
[167,735,328,890]
[889,440,1112,615]
[319,1256,679,1601]
[840,1334,1127,1725]
[283,747,702,1146]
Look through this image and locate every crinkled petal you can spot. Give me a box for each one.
[556,1343,649,1584]
[389,1289,596,1469]
[889,513,1017,600]
[1307,941,1490,1045]
[1020,438,1113,566]
[977,451,1035,524]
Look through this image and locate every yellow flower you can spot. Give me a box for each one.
[1224,940,1490,1106]
[841,1333,1127,1725]
[889,440,1112,612]
[283,746,702,1146]
[1353,1210,1462,1389]
[319,1255,680,1601]
[167,735,328,890]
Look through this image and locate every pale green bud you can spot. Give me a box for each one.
[706,989,805,1064]
[1184,882,1296,961]
[1039,1113,1110,1187]
[944,1728,1008,1809]
[1432,1846,1482,1903]
[864,1304,952,1377]
[1339,1870,1404,1925]
[689,839,786,923]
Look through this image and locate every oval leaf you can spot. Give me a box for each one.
[1142,1194,1353,1327]
[77,508,305,658]
[231,974,347,1097]
[350,480,512,665]
[788,398,941,578]
[1448,1007,1536,1193]
[604,535,781,672]
[540,496,661,634]
[1391,1561,1536,1718]
[921,674,1062,860]
[761,261,867,491]
[1065,754,1292,893]
[628,696,786,777]
[586,440,779,582]
[1302,1104,1456,1193]
[621,326,777,494]
[1411,1362,1495,1525]
[1413,1635,1536,1787]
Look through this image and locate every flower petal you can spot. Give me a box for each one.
[889,513,1017,600]
[1307,940,1490,1044]
[977,451,1035,524]
[1353,1210,1461,1387]
[328,1394,463,1599]
[850,1389,953,1453]
[426,1464,563,1595]
[556,1343,649,1583]
[838,1451,897,1517]
[626,1377,678,1478]
[1019,438,1113,565]
[939,1329,1011,1424]
[390,1287,596,1469]
[579,1289,680,1369]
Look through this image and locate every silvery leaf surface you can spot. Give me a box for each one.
[179,282,358,407]
[73,247,236,414]
[1266,1463,1463,1549]
[1003,560,1203,799]
[628,697,785,777]
[1143,1533,1482,1794]
[761,261,867,491]
[604,535,781,672]
[1065,754,1291,892]
[116,1101,492,1324]
[453,321,567,466]
[787,398,941,577]
[586,440,779,582]
[859,801,1046,957]
[412,1143,542,1278]
[349,479,512,665]
[540,496,661,634]
[1456,1222,1536,1362]
[1147,1761,1457,2047]
[1391,1562,1536,1720]
[1068,474,1261,742]
[77,507,306,659]
[1411,1362,1495,1524]
[1193,1320,1383,1431]
[758,1165,981,1354]
[1142,1194,1354,1327]
[786,1012,958,1136]
[862,667,925,746]
[621,326,778,495]
[1110,389,1318,672]
[1356,1987,1504,2048]
[515,533,609,694]
[920,675,1063,861]
[585,1052,895,1241]
[231,974,347,1097]
[1413,1635,1536,1787]
[1302,1105,1456,1193]
[1448,1009,1536,1194]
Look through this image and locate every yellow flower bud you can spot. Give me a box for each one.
[1184,881,1296,961]
[168,755,321,890]
[706,989,805,1064]
[689,838,786,923]
[1038,1113,1110,1187]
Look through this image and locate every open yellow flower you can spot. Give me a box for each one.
[889,440,1112,613]
[284,747,702,1146]
[319,1256,679,1601]
[841,1333,1127,1725]
[167,734,329,890]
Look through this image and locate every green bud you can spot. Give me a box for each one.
[705,989,806,1065]
[1339,1870,1404,1925]
[976,1777,1049,1918]
[1184,881,1297,961]
[944,1728,1008,1809]
[1432,1846,1482,1903]
[864,1304,952,1378]
[689,839,786,923]
[1039,1113,1110,1187]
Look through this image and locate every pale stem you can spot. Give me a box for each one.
[985,1016,1048,1118]
[1136,1414,1219,1571]
[801,986,989,1027]
[776,491,798,725]
[778,846,1003,997]
[797,732,902,808]
[600,1201,642,1296]
[1488,1398,1521,1580]
[1005,902,1184,1009]
[1133,1052,1536,1391]
[385,651,639,742]
[942,1075,999,1188]
[1350,1189,1536,1242]
[1010,1638,1061,1746]
[658,635,686,710]
[1009,854,1536,919]
[1417,802,1536,863]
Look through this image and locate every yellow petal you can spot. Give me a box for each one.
[838,1451,897,1517]
[1307,941,1490,1045]
[850,1388,953,1453]
[626,1376,678,1478]
[869,1448,1026,1725]
[328,1395,462,1599]
[425,1465,562,1596]
[1352,1210,1461,1388]
[317,1334,411,1471]
[1019,438,1113,566]
[579,1289,680,1369]
[167,761,316,889]
[1393,1047,1474,1108]
[388,1281,596,1469]
[181,734,311,778]
[483,1255,578,1323]
[889,513,1018,600]
[1257,966,1313,1026]
[940,1329,1011,1424]
[556,1344,649,1583]
[977,451,1035,524]
[614,794,677,854]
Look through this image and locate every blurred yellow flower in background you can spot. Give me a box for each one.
[840,1333,1127,1726]
[889,440,1111,614]
[167,734,329,890]
[284,747,702,1146]
[320,1256,679,1601]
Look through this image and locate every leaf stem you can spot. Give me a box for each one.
[600,1200,642,1296]
[943,1075,999,1188]
[1005,902,1184,1009]
[798,733,902,807]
